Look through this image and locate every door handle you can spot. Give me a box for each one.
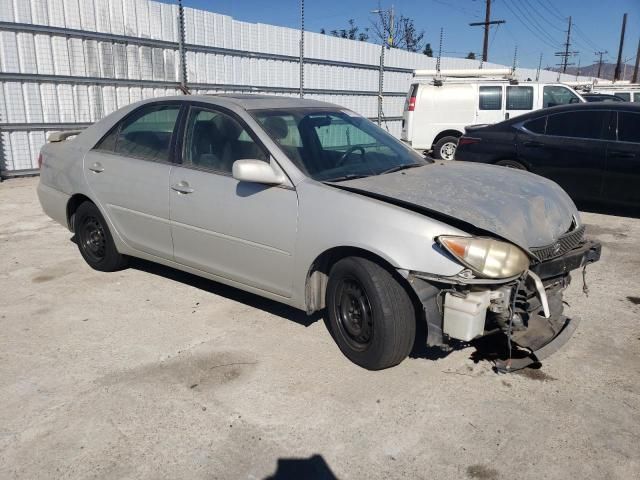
[88,162,104,173]
[523,141,544,148]
[609,150,635,158]
[171,181,194,194]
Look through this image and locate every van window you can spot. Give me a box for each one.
[546,111,609,139]
[633,92,640,103]
[615,92,631,102]
[543,86,581,108]
[618,112,640,143]
[507,86,533,110]
[479,86,502,110]
[523,116,546,134]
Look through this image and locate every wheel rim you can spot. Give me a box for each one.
[440,142,457,160]
[79,215,106,262]
[335,277,374,350]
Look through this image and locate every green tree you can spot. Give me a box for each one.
[423,43,433,57]
[466,52,476,60]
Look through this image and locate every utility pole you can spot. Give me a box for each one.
[469,0,505,62]
[299,0,304,97]
[614,13,627,81]
[594,50,607,78]
[633,38,640,83]
[535,53,543,81]
[555,16,577,74]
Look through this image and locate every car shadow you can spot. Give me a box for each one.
[128,257,323,328]
[264,454,338,480]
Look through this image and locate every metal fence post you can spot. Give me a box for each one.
[378,43,384,126]
[177,0,189,94]
[299,0,305,98]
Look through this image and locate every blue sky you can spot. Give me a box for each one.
[179,0,640,70]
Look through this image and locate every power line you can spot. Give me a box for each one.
[532,0,565,32]
[500,0,557,49]
[511,0,558,46]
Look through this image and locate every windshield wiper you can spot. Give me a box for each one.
[323,173,371,182]
[378,163,424,175]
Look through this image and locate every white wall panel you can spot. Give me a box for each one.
[0,0,600,173]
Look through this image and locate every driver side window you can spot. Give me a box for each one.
[184,107,267,173]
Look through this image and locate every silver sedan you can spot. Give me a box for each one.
[37,95,601,371]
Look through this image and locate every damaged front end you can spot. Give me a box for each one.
[406,230,602,372]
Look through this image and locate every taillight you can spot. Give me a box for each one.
[37,153,43,169]
[408,96,416,111]
[458,136,481,146]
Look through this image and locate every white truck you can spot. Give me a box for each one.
[401,69,584,159]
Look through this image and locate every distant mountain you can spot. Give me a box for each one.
[547,62,637,81]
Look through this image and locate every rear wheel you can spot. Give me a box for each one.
[495,159,527,170]
[432,136,459,160]
[326,257,416,370]
[74,201,127,272]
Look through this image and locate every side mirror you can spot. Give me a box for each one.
[232,159,285,185]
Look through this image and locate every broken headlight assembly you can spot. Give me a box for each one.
[437,236,530,279]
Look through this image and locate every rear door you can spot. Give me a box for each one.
[505,85,534,120]
[603,111,640,205]
[401,83,418,142]
[516,109,612,202]
[84,103,182,259]
[476,85,504,124]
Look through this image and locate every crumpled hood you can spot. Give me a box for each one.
[336,161,580,250]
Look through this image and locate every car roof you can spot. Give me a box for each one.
[146,93,340,111]
[504,101,640,124]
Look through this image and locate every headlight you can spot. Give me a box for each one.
[437,236,530,279]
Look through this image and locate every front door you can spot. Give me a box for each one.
[603,111,640,206]
[169,105,298,297]
[84,103,182,259]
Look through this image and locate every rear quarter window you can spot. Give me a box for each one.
[523,116,546,134]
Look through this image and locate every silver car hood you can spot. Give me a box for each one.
[335,161,579,251]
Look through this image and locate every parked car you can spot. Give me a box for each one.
[455,102,640,208]
[581,93,625,102]
[38,95,600,371]
[401,69,584,160]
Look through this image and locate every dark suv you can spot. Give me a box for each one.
[455,103,640,207]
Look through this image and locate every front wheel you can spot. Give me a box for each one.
[432,136,459,160]
[326,257,416,370]
[74,201,127,272]
[495,159,527,170]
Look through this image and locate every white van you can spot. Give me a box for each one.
[401,69,584,159]
[591,82,640,102]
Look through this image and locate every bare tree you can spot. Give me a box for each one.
[324,19,369,42]
[370,11,425,52]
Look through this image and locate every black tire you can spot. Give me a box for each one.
[432,136,459,160]
[74,201,127,272]
[495,159,527,170]
[326,257,416,370]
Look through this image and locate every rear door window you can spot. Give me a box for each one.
[615,92,631,102]
[617,112,640,143]
[633,92,640,102]
[115,105,180,162]
[506,86,534,110]
[546,111,611,139]
[479,86,502,110]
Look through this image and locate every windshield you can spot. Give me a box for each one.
[252,108,428,181]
